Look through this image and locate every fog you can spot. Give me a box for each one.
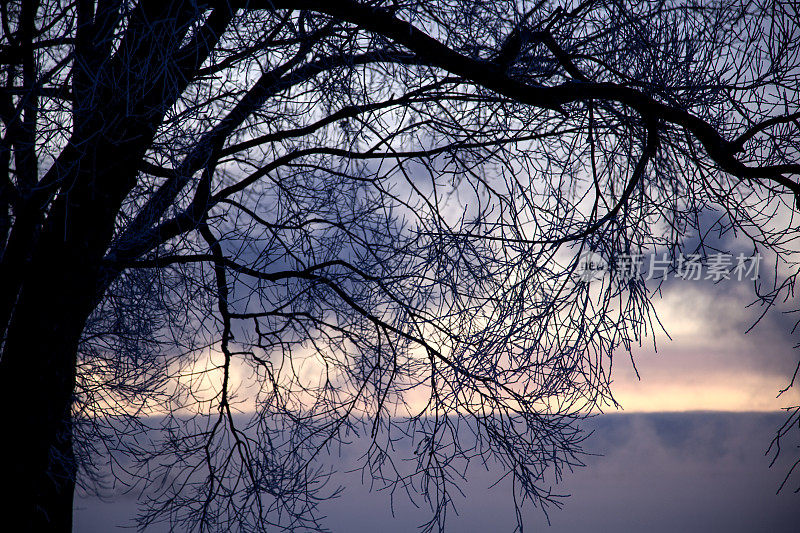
[74,412,799,532]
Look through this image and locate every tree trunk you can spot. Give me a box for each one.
[0,4,218,527]
[0,145,138,531]
[0,249,88,531]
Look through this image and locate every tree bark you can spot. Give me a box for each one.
[0,134,141,531]
[0,229,93,531]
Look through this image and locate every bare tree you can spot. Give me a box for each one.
[1,0,798,530]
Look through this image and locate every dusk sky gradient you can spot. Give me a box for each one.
[73,271,800,531]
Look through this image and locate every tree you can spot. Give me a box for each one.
[1,0,798,530]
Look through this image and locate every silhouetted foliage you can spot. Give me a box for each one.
[1,0,798,530]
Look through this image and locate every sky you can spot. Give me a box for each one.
[69,188,800,531]
[606,274,800,412]
[72,249,800,532]
[74,412,800,532]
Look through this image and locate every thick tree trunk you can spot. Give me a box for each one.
[0,249,91,531]
[0,4,219,528]
[0,143,139,531]
[0,165,118,528]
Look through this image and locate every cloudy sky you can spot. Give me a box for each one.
[73,236,800,532]
[608,275,800,413]
[74,412,799,532]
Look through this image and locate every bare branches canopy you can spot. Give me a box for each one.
[0,0,798,530]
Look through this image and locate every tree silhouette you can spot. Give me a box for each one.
[1,0,798,530]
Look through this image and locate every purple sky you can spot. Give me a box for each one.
[74,240,800,531]
[73,412,800,532]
